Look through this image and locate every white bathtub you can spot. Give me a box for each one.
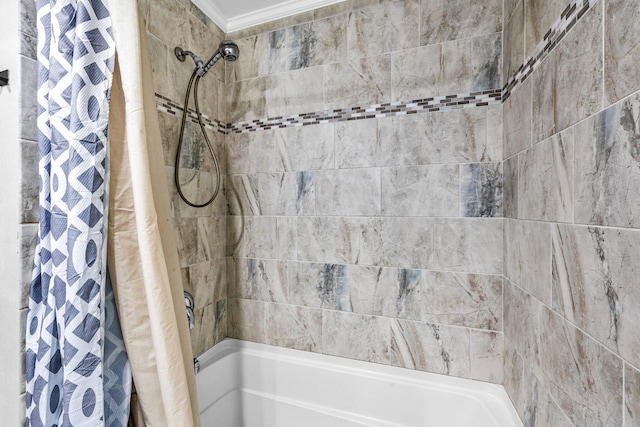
[196,339,523,427]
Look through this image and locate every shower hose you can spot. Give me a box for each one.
[174,69,221,208]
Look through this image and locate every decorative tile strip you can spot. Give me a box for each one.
[502,0,598,101]
[154,93,228,134]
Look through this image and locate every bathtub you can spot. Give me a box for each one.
[196,339,523,427]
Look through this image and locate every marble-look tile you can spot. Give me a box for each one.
[503,0,524,81]
[275,216,297,260]
[486,104,503,156]
[296,217,361,264]
[173,218,199,267]
[147,33,172,105]
[157,112,181,167]
[534,3,603,141]
[226,130,276,175]
[226,173,303,216]
[276,124,335,172]
[225,35,267,83]
[358,217,433,269]
[196,216,225,262]
[519,128,574,222]
[20,140,38,223]
[324,55,391,109]
[390,319,471,378]
[19,56,37,142]
[229,258,288,303]
[20,32,37,60]
[148,0,189,49]
[19,309,27,394]
[626,364,640,426]
[227,216,276,259]
[471,33,502,91]
[574,95,640,228]
[540,307,623,427]
[213,297,227,346]
[315,168,381,216]
[504,279,542,373]
[381,165,459,217]
[226,77,268,123]
[503,338,524,416]
[265,66,325,118]
[265,303,322,351]
[552,224,640,368]
[504,78,531,158]
[525,0,572,59]
[187,13,223,84]
[228,298,266,344]
[19,0,36,38]
[460,162,503,218]
[322,310,392,365]
[505,220,551,305]
[288,262,352,310]
[380,108,498,165]
[351,267,422,319]
[168,167,222,219]
[470,331,503,383]
[503,155,518,219]
[605,0,640,105]
[19,224,37,310]
[421,272,502,330]
[420,0,502,45]
[432,218,503,275]
[182,258,226,309]
[190,303,214,356]
[335,120,401,168]
[347,0,419,59]
[391,40,471,102]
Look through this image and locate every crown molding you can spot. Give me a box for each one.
[192,0,347,33]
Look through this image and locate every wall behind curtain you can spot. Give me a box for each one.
[503,0,640,425]
[223,0,505,384]
[140,0,228,356]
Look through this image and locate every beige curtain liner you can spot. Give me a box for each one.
[107,1,200,426]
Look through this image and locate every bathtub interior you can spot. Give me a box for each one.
[196,339,523,427]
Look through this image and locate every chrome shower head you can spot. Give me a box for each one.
[218,40,240,62]
[198,40,240,77]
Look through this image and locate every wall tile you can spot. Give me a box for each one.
[296,217,361,264]
[168,167,221,219]
[19,224,37,310]
[335,120,401,168]
[531,51,557,143]
[504,279,542,374]
[552,224,640,368]
[460,162,503,218]
[190,303,214,356]
[626,364,640,426]
[390,319,471,378]
[276,124,335,171]
[226,77,268,123]
[197,216,225,262]
[471,33,502,91]
[470,330,503,383]
[182,258,226,309]
[505,220,551,305]
[265,303,322,351]
[265,66,325,118]
[381,165,459,217]
[324,55,391,109]
[380,107,498,165]
[229,258,288,303]
[315,168,381,216]
[213,297,227,345]
[227,216,279,259]
[148,0,189,48]
[226,172,302,216]
[322,310,392,365]
[347,0,419,59]
[540,307,623,427]
[225,35,267,83]
[390,40,471,101]
[503,338,524,417]
[519,128,574,223]
[525,0,572,60]
[226,130,276,175]
[504,78,531,158]
[288,262,352,310]
[503,155,518,219]
[357,217,433,269]
[432,218,503,275]
[605,0,640,105]
[228,298,266,344]
[20,140,38,223]
[503,0,524,81]
[19,56,37,142]
[575,95,640,228]
[419,0,502,45]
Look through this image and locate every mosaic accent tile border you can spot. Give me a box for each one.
[155,94,228,134]
[502,0,598,101]
[154,0,599,133]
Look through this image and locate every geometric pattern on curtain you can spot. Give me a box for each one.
[25,0,130,425]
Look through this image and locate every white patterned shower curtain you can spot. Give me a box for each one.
[25,0,199,426]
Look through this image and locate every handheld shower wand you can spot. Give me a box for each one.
[172,40,240,208]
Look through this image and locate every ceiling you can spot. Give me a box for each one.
[191,0,347,33]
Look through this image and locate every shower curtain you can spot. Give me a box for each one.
[25,0,199,425]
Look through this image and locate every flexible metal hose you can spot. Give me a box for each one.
[174,69,221,207]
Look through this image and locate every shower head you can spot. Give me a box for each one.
[198,40,240,77]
